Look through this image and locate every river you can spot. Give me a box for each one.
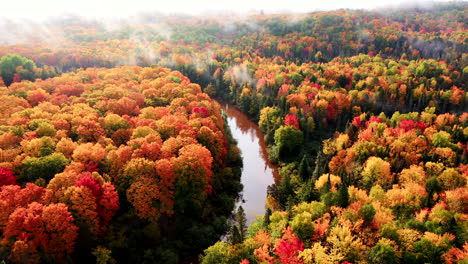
[219,102,278,225]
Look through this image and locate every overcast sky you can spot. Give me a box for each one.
[1,0,460,20]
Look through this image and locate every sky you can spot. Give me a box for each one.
[1,0,459,20]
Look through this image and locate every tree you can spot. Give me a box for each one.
[19,153,70,183]
[228,206,248,244]
[201,242,229,264]
[298,154,312,181]
[274,125,304,159]
[0,54,36,86]
[236,206,248,241]
[228,225,242,245]
[290,211,315,242]
[274,226,304,264]
[4,202,78,263]
[367,244,398,264]
[0,167,18,187]
[362,157,392,189]
[336,183,349,208]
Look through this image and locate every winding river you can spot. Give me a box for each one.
[219,102,278,225]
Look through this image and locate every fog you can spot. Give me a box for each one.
[1,0,459,20]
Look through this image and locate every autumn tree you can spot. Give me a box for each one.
[4,202,78,263]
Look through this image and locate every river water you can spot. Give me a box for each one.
[219,102,278,225]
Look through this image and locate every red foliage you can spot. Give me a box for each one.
[351,116,362,128]
[274,227,304,264]
[192,106,209,118]
[55,84,84,97]
[98,182,119,229]
[23,131,39,140]
[12,74,21,83]
[76,119,105,142]
[278,84,291,98]
[284,114,300,130]
[75,174,102,200]
[4,202,78,263]
[365,116,382,127]
[399,119,427,132]
[312,214,331,241]
[84,161,100,173]
[0,167,18,187]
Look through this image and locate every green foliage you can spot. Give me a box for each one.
[360,204,376,223]
[226,206,249,244]
[367,244,398,264]
[336,183,349,208]
[0,54,36,86]
[228,225,242,245]
[380,223,400,242]
[413,239,447,264]
[19,152,70,182]
[35,123,56,137]
[246,216,264,238]
[290,211,315,241]
[298,154,312,180]
[201,242,229,264]
[274,125,304,159]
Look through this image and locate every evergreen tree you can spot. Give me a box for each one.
[278,173,295,209]
[263,208,271,229]
[300,179,319,202]
[236,206,247,241]
[336,183,349,208]
[298,154,312,181]
[228,225,242,245]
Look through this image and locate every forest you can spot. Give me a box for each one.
[0,1,466,263]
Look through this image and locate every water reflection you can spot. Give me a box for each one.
[219,102,278,225]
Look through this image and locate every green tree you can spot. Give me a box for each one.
[19,153,70,182]
[298,154,312,181]
[201,242,229,264]
[274,125,303,159]
[336,183,349,208]
[0,54,36,86]
[236,206,247,241]
[359,204,376,224]
[228,225,242,245]
[367,244,398,264]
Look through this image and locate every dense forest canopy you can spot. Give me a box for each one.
[0,2,466,263]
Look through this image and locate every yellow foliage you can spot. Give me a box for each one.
[335,134,350,152]
[307,242,345,264]
[437,168,465,190]
[398,165,426,185]
[397,229,422,252]
[348,186,369,204]
[425,162,445,177]
[268,211,288,239]
[265,194,280,211]
[327,224,367,261]
[423,232,455,248]
[369,185,385,202]
[362,156,392,187]
[444,187,468,213]
[315,174,341,191]
[298,248,314,264]
[371,201,394,229]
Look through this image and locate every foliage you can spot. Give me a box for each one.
[0,66,242,262]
